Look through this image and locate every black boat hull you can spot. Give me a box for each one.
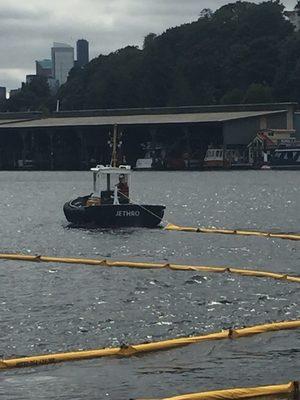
[63,197,165,227]
[270,165,300,170]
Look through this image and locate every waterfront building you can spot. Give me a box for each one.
[0,86,6,100]
[0,103,296,170]
[51,42,74,86]
[247,129,296,165]
[36,59,53,78]
[76,39,89,67]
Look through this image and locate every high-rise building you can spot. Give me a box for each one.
[36,59,53,78]
[51,42,74,86]
[0,86,6,100]
[26,75,36,85]
[76,39,89,67]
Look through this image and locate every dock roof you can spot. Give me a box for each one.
[0,110,286,129]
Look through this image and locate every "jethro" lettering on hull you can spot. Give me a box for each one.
[116,210,140,217]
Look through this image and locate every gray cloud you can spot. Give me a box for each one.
[0,4,47,21]
[0,0,296,91]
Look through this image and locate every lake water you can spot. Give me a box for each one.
[0,170,300,399]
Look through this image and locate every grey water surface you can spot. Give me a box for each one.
[0,170,299,400]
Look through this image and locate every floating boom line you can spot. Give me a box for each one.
[0,253,300,283]
[136,381,299,400]
[1,320,300,370]
[165,223,300,241]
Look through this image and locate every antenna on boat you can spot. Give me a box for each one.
[111,124,118,167]
[109,124,123,167]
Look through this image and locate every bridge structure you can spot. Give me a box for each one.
[0,103,296,170]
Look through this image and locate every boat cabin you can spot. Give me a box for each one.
[204,148,230,168]
[204,148,224,162]
[271,146,300,167]
[90,165,131,205]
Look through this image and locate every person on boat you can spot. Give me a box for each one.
[117,174,129,203]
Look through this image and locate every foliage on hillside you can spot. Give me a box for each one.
[1,76,55,113]
[2,1,300,112]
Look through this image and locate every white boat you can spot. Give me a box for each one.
[270,146,300,169]
[135,157,153,170]
[135,142,165,170]
[203,148,231,169]
[203,147,250,169]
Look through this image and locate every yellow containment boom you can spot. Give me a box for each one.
[0,253,300,283]
[137,381,299,400]
[165,223,300,241]
[1,320,300,370]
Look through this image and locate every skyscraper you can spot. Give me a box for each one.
[36,59,53,78]
[0,86,6,100]
[51,42,74,86]
[76,39,89,68]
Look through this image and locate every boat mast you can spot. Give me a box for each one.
[111,124,118,167]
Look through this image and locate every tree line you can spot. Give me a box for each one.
[2,1,300,113]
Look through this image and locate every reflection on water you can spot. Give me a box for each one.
[0,171,299,399]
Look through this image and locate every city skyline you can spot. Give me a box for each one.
[0,0,297,91]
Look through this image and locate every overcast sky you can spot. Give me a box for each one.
[0,0,296,92]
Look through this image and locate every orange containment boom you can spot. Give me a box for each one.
[1,320,300,370]
[137,381,299,400]
[0,253,300,283]
[165,223,300,241]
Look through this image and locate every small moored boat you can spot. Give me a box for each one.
[203,148,231,169]
[270,146,300,170]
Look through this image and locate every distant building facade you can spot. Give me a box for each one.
[51,42,74,86]
[47,77,59,94]
[26,74,36,85]
[76,39,89,67]
[36,59,53,78]
[0,86,6,100]
[36,58,59,94]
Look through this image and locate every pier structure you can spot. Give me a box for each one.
[0,103,296,170]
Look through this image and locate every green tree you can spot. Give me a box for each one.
[243,83,273,103]
[221,88,244,104]
[4,76,54,112]
[9,0,299,111]
[273,32,300,102]
[143,33,157,49]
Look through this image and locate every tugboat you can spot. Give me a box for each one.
[63,126,165,227]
